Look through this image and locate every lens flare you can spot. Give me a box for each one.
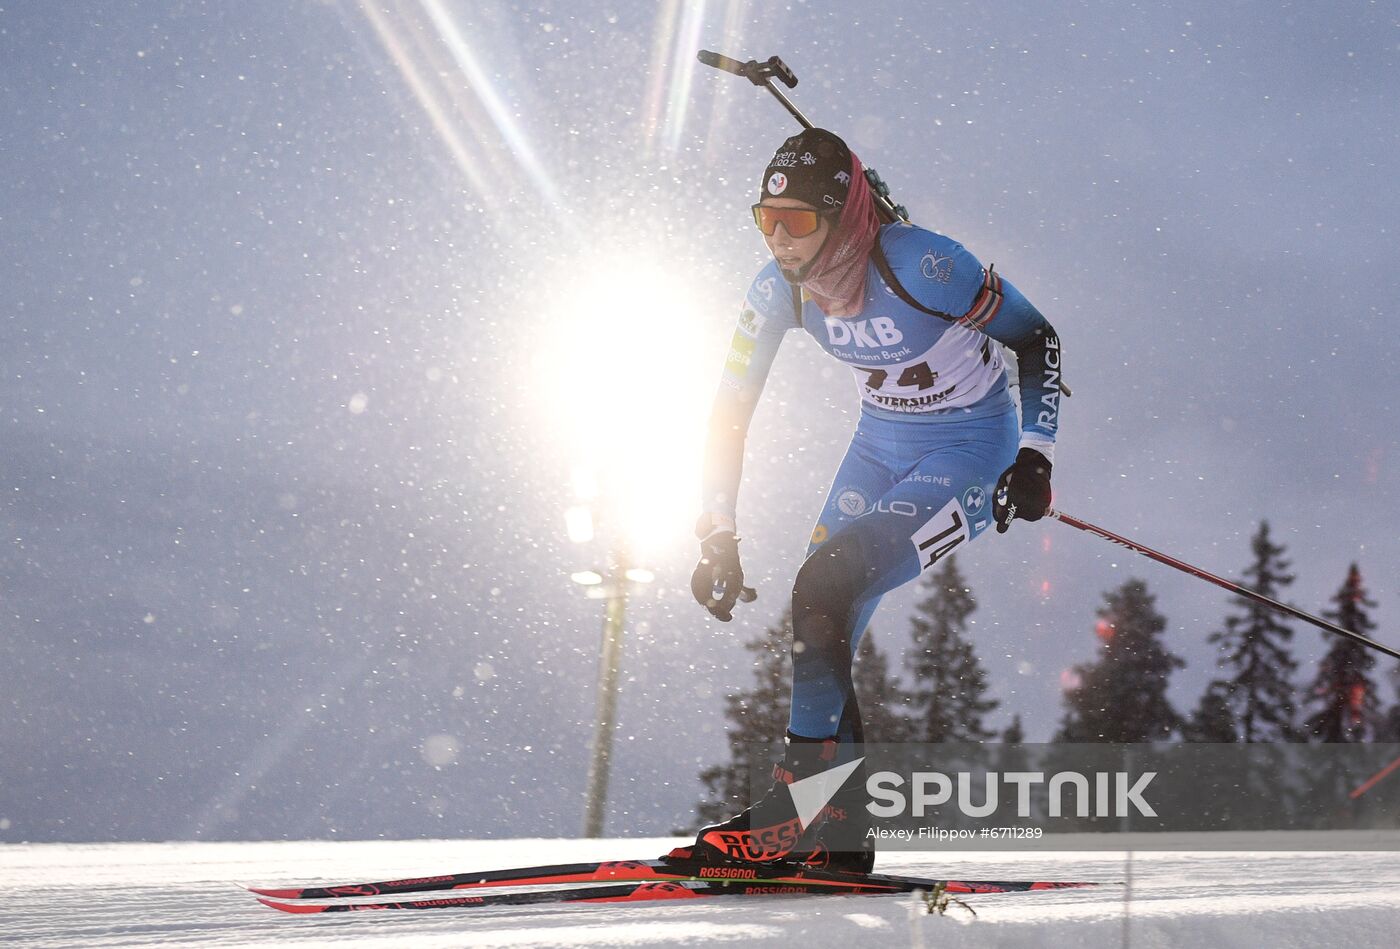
[532,253,713,560]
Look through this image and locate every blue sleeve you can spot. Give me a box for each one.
[700,264,801,522]
[974,277,1062,462]
[878,223,987,317]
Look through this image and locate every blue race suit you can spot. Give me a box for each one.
[700,221,1062,740]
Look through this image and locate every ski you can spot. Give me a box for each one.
[249,853,1095,901]
[256,878,908,914]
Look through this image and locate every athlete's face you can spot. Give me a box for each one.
[759,198,831,273]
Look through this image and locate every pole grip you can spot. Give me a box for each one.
[697,50,747,76]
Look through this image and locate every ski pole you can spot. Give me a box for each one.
[1047,509,1400,663]
[697,50,910,225]
[1350,753,1400,800]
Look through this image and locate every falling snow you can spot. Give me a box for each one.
[2,0,1397,854]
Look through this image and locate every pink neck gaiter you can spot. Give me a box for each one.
[799,154,882,317]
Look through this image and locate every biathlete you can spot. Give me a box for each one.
[677,128,1063,874]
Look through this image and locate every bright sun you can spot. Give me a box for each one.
[532,253,718,564]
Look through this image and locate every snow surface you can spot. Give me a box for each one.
[4,835,1399,948]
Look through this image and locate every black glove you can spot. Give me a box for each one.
[993,447,1053,533]
[690,523,757,622]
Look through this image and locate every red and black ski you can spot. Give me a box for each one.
[257,878,900,914]
[249,853,1095,902]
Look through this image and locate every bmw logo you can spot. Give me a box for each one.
[962,486,986,515]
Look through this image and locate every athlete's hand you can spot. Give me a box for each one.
[690,520,757,622]
[994,448,1053,533]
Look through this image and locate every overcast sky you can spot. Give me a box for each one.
[2,0,1397,842]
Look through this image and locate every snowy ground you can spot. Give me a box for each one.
[4,835,1399,948]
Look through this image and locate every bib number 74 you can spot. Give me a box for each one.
[912,498,970,573]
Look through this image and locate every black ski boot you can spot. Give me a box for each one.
[790,756,875,875]
[686,732,847,867]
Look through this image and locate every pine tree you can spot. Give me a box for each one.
[1207,521,1300,741]
[1304,564,1382,742]
[1385,664,1400,742]
[695,609,792,826]
[1183,681,1238,743]
[1384,708,1400,741]
[852,628,915,743]
[1056,578,1185,742]
[993,713,1033,817]
[907,555,998,742]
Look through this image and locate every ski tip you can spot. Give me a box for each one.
[257,896,324,914]
[248,886,303,899]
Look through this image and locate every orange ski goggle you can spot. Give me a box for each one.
[751,204,829,238]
